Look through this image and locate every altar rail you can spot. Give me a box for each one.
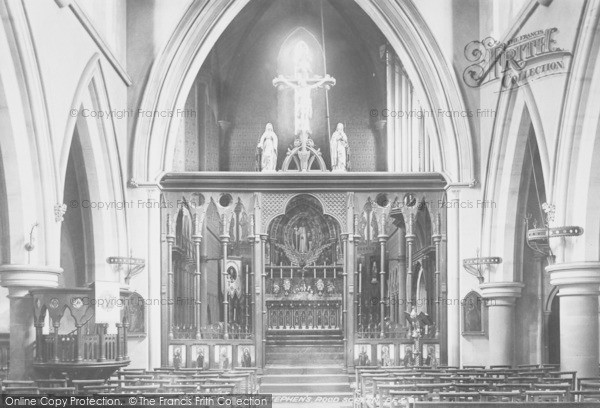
[267,299,342,330]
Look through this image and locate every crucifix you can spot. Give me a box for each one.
[273,40,336,152]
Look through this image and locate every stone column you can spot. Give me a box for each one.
[146,188,162,369]
[480,282,524,367]
[446,188,461,366]
[8,289,36,379]
[0,265,62,380]
[546,262,600,378]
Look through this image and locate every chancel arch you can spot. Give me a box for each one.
[131,0,474,184]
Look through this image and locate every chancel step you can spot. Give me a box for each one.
[262,329,351,396]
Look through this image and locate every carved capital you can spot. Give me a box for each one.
[54,203,67,223]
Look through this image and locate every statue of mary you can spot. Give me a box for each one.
[330,123,349,171]
[257,123,278,171]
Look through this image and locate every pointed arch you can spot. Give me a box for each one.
[130,0,474,184]
[60,54,128,281]
[0,0,60,265]
[553,4,600,262]
[481,88,549,281]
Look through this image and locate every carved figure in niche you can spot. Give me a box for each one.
[330,123,349,171]
[257,123,278,172]
[298,224,308,253]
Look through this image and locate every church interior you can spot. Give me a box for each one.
[1,0,600,405]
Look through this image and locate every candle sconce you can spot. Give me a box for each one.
[462,250,502,284]
[107,254,146,285]
[525,203,583,264]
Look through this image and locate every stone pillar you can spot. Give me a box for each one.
[480,282,524,367]
[0,265,62,380]
[446,188,461,366]
[145,188,162,369]
[546,262,600,378]
[8,289,35,379]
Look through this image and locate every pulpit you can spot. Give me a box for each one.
[30,287,131,380]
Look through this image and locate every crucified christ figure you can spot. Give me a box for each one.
[273,40,336,149]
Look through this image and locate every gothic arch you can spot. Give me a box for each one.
[552,4,600,262]
[60,54,129,281]
[0,0,60,265]
[480,89,549,282]
[130,0,474,184]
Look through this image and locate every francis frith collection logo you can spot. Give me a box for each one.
[463,27,572,90]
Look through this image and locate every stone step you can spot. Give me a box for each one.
[266,334,343,340]
[266,339,343,345]
[266,357,344,365]
[264,365,346,375]
[260,382,352,394]
[267,347,344,359]
[266,345,344,353]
